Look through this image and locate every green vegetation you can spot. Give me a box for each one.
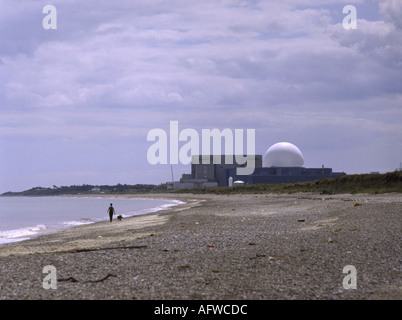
[171,171,402,195]
[2,172,401,197]
[1,183,165,196]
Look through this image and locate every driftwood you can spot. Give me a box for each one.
[63,244,147,254]
[57,245,147,284]
[58,273,117,284]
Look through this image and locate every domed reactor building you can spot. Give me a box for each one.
[263,142,304,168]
[174,142,345,189]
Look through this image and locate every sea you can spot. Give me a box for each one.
[0,196,183,245]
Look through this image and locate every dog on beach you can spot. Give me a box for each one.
[117,215,123,221]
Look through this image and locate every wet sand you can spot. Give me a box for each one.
[0,192,401,300]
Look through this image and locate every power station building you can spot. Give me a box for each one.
[170,142,345,189]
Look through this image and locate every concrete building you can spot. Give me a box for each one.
[170,142,345,189]
[190,155,263,187]
[225,166,344,186]
[170,155,262,189]
[226,142,345,186]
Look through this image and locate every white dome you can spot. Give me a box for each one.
[263,142,304,167]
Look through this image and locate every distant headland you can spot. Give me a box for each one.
[2,171,401,197]
[0,183,165,197]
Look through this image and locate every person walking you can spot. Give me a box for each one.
[108,203,115,222]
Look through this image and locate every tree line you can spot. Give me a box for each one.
[1,183,166,196]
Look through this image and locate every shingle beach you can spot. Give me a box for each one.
[0,193,400,300]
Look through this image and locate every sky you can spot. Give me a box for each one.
[0,0,401,193]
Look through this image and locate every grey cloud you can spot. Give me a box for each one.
[379,0,402,29]
[0,0,401,192]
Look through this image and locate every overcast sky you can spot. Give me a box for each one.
[0,0,401,193]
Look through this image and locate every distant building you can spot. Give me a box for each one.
[170,142,345,189]
[189,154,263,187]
[226,166,344,186]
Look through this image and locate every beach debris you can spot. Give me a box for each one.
[65,244,147,254]
[297,219,305,222]
[85,273,117,283]
[58,273,117,284]
[178,264,192,270]
[248,242,257,246]
[58,276,79,283]
[268,256,280,261]
[250,254,266,260]
[206,244,215,248]
[353,202,362,207]
[162,248,180,252]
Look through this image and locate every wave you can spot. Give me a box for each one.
[0,198,185,245]
[124,199,185,217]
[0,224,47,244]
[62,218,94,226]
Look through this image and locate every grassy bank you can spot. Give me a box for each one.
[171,171,402,195]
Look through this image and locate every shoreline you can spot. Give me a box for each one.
[0,193,201,257]
[0,192,401,299]
[0,194,187,248]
